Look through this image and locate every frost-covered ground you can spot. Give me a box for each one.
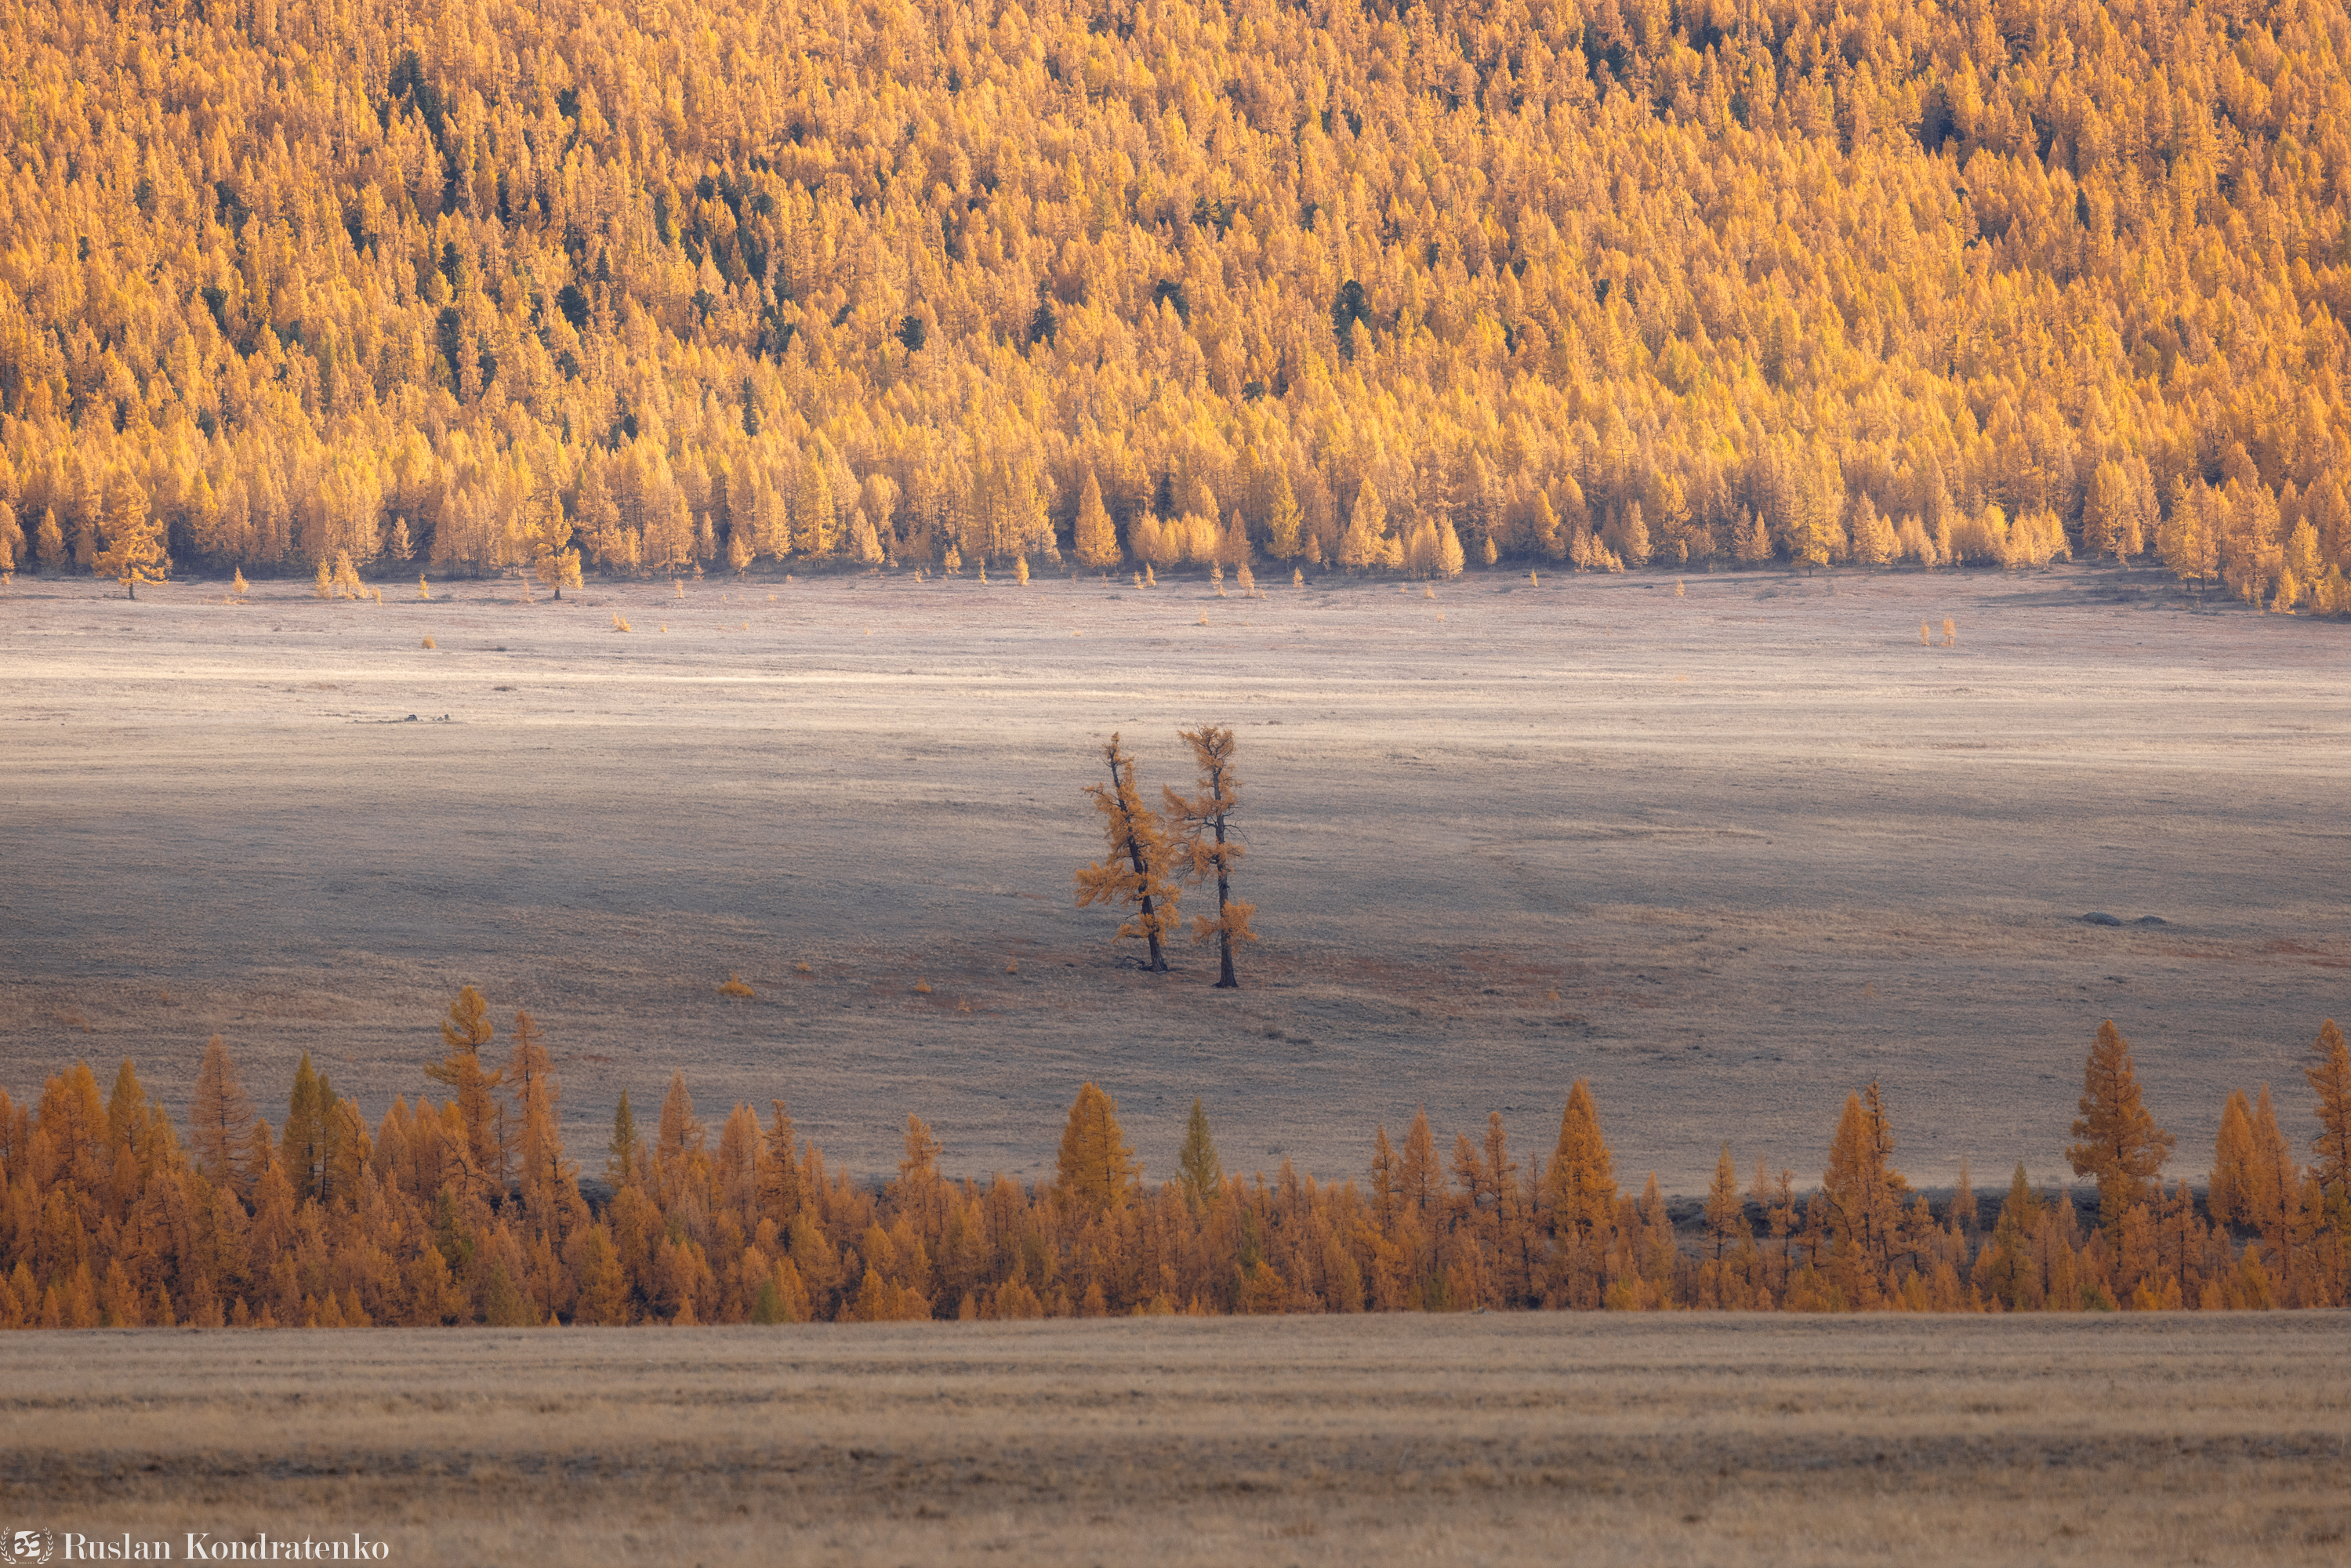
[2,562,2344,1192]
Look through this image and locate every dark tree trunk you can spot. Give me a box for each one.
[1214,856,1236,989]
[1209,768,1239,987]
[1136,875,1166,971]
[1111,752,1166,971]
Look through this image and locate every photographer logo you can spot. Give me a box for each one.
[1,1530,54,1566]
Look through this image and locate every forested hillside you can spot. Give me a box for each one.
[2,0,2348,603]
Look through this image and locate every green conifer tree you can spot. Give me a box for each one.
[607,1091,639,1188]
[1178,1097,1223,1206]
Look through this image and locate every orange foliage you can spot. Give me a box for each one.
[0,0,2343,605]
[3,1011,2348,1328]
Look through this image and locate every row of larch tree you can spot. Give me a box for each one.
[2,1004,2346,1327]
[1,0,2347,611]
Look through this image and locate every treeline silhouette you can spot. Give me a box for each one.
[1,0,2346,609]
[3,993,2346,1327]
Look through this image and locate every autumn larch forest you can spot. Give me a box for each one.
[0,0,2348,608]
[5,1003,2349,1327]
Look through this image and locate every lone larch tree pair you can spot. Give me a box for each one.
[1076,728,1255,987]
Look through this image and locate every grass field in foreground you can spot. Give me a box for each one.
[3,1314,2346,1565]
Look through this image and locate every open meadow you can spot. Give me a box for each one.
[2,1315,2346,1565]
[2,562,2346,1189]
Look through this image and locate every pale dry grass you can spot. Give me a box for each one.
[3,1316,2346,1564]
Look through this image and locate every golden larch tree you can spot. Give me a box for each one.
[894,1114,945,1235]
[2243,1085,2297,1247]
[1164,724,1256,989]
[32,510,64,573]
[1075,733,1179,971]
[2066,1019,2175,1242]
[1054,1082,1136,1218]
[1370,1123,1400,1236]
[1073,470,1119,569]
[1338,479,1386,570]
[1703,1144,1743,1260]
[2208,1088,2257,1230]
[1821,1083,1910,1297]
[278,1052,332,1203]
[533,517,583,600]
[188,1035,255,1193]
[93,478,169,597]
[423,984,506,1197]
[760,1099,803,1228]
[322,1096,370,1209]
[507,1010,568,1210]
[655,1069,707,1195]
[1547,1080,1616,1247]
[1399,1106,1440,1219]
[2304,1020,2351,1205]
[716,1104,764,1228]
[1265,470,1304,561]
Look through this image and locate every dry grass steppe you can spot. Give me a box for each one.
[2,1315,2346,1565]
[3,562,2346,1189]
